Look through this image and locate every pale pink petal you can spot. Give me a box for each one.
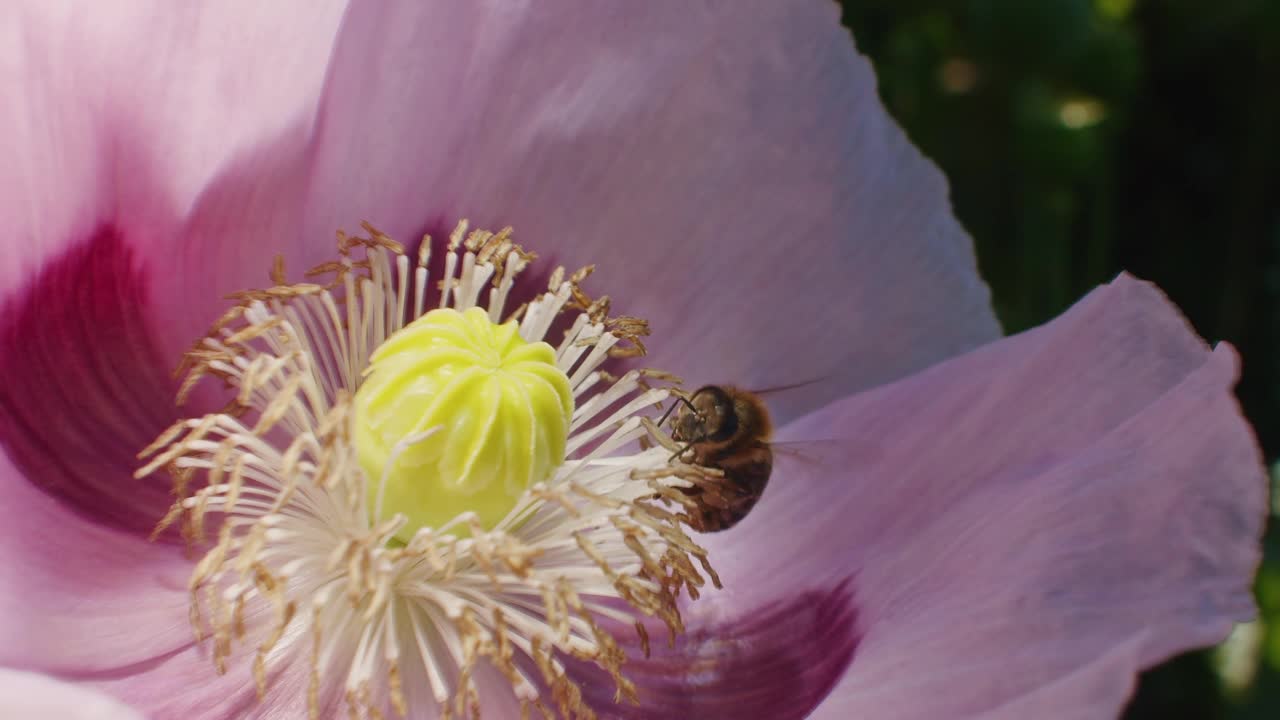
[1,1,349,532]
[912,634,1144,720]
[87,641,344,720]
[687,273,1263,718]
[0,3,352,535]
[0,0,347,356]
[0,446,329,720]
[6,1,996,429]
[0,231,308,716]
[0,448,267,719]
[301,0,1000,422]
[0,447,190,671]
[0,668,143,720]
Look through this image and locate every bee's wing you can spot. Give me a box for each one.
[743,373,848,424]
[771,437,883,476]
[748,377,828,397]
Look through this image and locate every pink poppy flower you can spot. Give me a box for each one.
[0,2,1265,719]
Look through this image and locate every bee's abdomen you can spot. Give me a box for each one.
[683,442,771,532]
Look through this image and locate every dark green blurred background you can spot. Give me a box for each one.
[839,1,1279,717]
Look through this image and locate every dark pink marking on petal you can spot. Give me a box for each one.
[0,226,181,538]
[563,582,859,719]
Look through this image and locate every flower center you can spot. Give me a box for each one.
[355,306,573,539]
[137,222,724,719]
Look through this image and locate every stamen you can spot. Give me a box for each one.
[138,222,719,718]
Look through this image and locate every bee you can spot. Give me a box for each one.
[659,385,773,533]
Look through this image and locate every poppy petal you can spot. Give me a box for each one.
[0,1,347,353]
[301,0,1000,423]
[696,274,1263,717]
[0,668,143,720]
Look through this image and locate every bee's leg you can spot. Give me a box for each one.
[639,415,701,461]
[668,441,695,463]
[640,418,682,452]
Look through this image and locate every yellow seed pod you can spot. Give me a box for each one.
[353,307,573,538]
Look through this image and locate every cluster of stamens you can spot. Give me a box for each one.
[136,222,723,719]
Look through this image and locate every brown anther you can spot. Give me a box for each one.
[448,219,469,251]
[270,255,288,285]
[634,621,651,659]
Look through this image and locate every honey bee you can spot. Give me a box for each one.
[660,385,773,533]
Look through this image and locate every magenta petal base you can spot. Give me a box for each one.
[567,583,859,719]
[0,226,181,537]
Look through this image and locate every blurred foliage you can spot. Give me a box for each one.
[840,0,1280,717]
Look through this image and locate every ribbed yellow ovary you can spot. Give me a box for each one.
[353,307,573,539]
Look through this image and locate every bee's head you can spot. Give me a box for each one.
[672,386,737,444]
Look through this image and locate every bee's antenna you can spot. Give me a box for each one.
[657,394,700,428]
